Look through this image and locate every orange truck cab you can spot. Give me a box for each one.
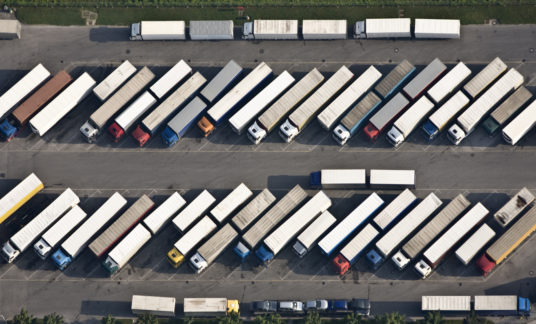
[198,116,215,137]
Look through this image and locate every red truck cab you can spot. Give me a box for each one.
[131,125,150,147]
[107,122,125,143]
[476,254,495,277]
[363,123,380,141]
[332,254,350,275]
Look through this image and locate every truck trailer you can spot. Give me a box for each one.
[374,60,415,99]
[474,295,531,316]
[149,60,192,99]
[463,57,507,99]
[482,86,532,135]
[189,223,238,273]
[103,223,152,274]
[455,224,496,265]
[243,20,298,40]
[183,298,239,317]
[160,97,208,146]
[142,192,186,235]
[210,183,253,223]
[333,224,379,275]
[0,173,43,226]
[369,169,416,189]
[167,216,217,268]
[427,62,471,104]
[131,295,176,317]
[402,58,446,100]
[231,189,276,232]
[293,210,336,257]
[200,60,243,104]
[502,99,536,145]
[363,93,410,141]
[171,190,216,233]
[309,169,366,189]
[189,20,234,40]
[0,19,21,39]
[372,189,417,231]
[93,61,137,101]
[302,20,347,40]
[386,96,435,147]
[421,296,471,312]
[494,187,534,228]
[414,19,461,39]
[108,91,157,142]
[364,18,411,38]
[130,21,185,40]
[421,91,470,141]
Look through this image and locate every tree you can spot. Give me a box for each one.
[303,311,322,324]
[13,308,34,324]
[218,311,242,324]
[424,311,444,324]
[101,314,117,324]
[375,312,406,324]
[463,311,493,324]
[137,313,158,324]
[253,314,282,324]
[345,312,363,324]
[43,312,64,324]
[183,318,194,324]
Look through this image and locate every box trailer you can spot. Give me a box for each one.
[199,62,272,136]
[421,91,470,141]
[455,224,495,265]
[0,173,43,226]
[318,193,383,256]
[142,192,186,235]
[0,19,21,39]
[374,60,415,99]
[372,189,417,231]
[130,21,185,40]
[367,193,442,269]
[189,20,234,40]
[229,71,295,134]
[369,169,416,189]
[33,205,86,260]
[183,298,239,317]
[279,66,353,142]
[52,192,127,270]
[160,97,208,146]
[402,58,446,100]
[427,62,471,104]
[89,195,154,258]
[393,194,470,270]
[448,68,524,145]
[256,191,331,263]
[293,210,336,257]
[167,216,216,268]
[93,61,137,101]
[387,96,435,147]
[309,169,366,189]
[482,86,532,135]
[0,70,72,141]
[200,60,243,104]
[317,66,382,130]
[463,57,507,99]
[502,99,536,145]
[231,189,276,232]
[149,60,192,99]
[365,18,411,38]
[0,63,50,119]
[421,296,471,312]
[363,93,410,141]
[131,295,176,317]
[494,187,534,227]
[134,72,206,147]
[172,190,216,233]
[243,20,298,40]
[210,183,253,223]
[80,67,154,143]
[247,68,324,144]
[415,203,489,278]
[474,295,531,316]
[414,19,460,39]
[189,223,238,273]
[333,224,379,275]
[302,20,347,40]
[1,188,79,263]
[108,91,157,142]
[103,223,151,274]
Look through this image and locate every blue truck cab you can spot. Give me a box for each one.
[518,296,531,315]
[161,126,179,147]
[366,249,383,270]
[422,120,439,141]
[255,245,274,264]
[0,119,18,141]
[51,249,72,271]
[233,241,250,260]
[309,171,321,188]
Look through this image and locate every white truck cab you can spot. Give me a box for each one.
[242,22,254,39]
[189,252,208,274]
[332,125,350,146]
[414,259,432,279]
[1,242,19,263]
[247,121,266,144]
[279,120,298,142]
[391,250,410,270]
[447,124,465,145]
[386,127,404,148]
[130,23,142,40]
[80,121,99,143]
[33,239,52,260]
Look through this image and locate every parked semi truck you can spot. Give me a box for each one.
[103,223,151,274]
[402,58,446,101]
[363,93,410,141]
[455,224,496,266]
[391,194,470,270]
[333,224,379,275]
[131,295,176,317]
[80,67,155,143]
[189,223,238,273]
[293,210,336,257]
[108,91,157,142]
[502,99,536,145]
[150,60,192,99]
[361,18,411,39]
[448,68,524,145]
[427,62,471,104]
[93,61,137,101]
[130,21,185,40]
[494,187,534,228]
[463,57,507,99]
[200,60,243,104]
[386,96,435,147]
[160,97,208,146]
[1,188,79,263]
[143,192,186,235]
[0,173,43,226]
[167,216,217,268]
[477,204,536,276]
[172,190,216,233]
[30,72,96,136]
[474,295,531,316]
[369,169,416,189]
[189,20,234,40]
[243,20,298,40]
[210,183,253,223]
[318,193,384,256]
[0,70,72,141]
[482,86,532,135]
[302,20,347,40]
[256,191,331,264]
[183,298,239,317]
[134,73,206,146]
[374,60,415,100]
[309,169,366,189]
[279,66,353,142]
[247,68,324,144]
[415,203,489,279]
[231,189,276,233]
[51,192,127,270]
[421,296,471,312]
[229,71,295,135]
[88,195,154,258]
[372,189,417,231]
[414,19,460,39]
[421,91,470,140]
[317,66,382,130]
[367,193,442,269]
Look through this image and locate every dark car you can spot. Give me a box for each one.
[350,298,371,316]
[327,300,350,313]
[251,300,278,313]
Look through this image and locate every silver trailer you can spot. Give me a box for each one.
[365,18,411,38]
[422,296,471,312]
[0,19,21,39]
[172,190,216,232]
[162,96,208,144]
[293,210,336,257]
[455,224,495,265]
[374,60,415,99]
[338,224,379,270]
[402,58,447,100]
[414,19,460,39]
[200,60,243,103]
[149,60,192,99]
[493,187,534,227]
[142,192,186,235]
[302,20,347,40]
[427,62,471,104]
[422,91,470,140]
[386,96,435,147]
[171,216,217,262]
[103,223,151,274]
[243,20,298,40]
[482,86,532,135]
[183,298,236,317]
[369,169,415,189]
[93,61,137,101]
[502,99,536,145]
[372,189,417,231]
[365,93,410,140]
[210,183,253,223]
[463,57,507,99]
[189,223,238,273]
[130,21,185,41]
[189,20,234,40]
[131,295,176,317]
[232,189,276,232]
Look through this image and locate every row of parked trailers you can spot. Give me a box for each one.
[421,295,530,316]
[131,296,239,317]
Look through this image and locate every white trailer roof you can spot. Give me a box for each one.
[207,62,272,123]
[341,224,379,263]
[254,20,298,39]
[242,185,308,248]
[114,91,156,130]
[374,60,415,99]
[376,193,442,257]
[455,224,495,265]
[174,216,216,255]
[172,190,215,232]
[229,71,295,134]
[318,66,382,130]
[502,99,536,145]
[414,19,460,39]
[200,60,243,103]
[93,61,137,101]
[302,20,347,39]
[257,68,324,131]
[0,173,43,224]
[369,169,415,188]
[474,296,518,311]
[264,191,331,255]
[493,187,534,227]
[423,203,488,265]
[403,58,446,100]
[106,223,151,269]
[196,223,238,264]
[393,96,435,137]
[427,62,471,103]
[0,19,20,39]
[319,193,383,255]
[141,21,185,40]
[90,67,155,129]
[40,205,86,248]
[365,18,411,38]
[210,183,253,223]
[150,60,192,99]
[320,169,366,187]
[29,72,95,136]
[232,189,276,232]
[183,298,227,314]
[373,189,417,230]
[143,192,186,234]
[422,296,471,311]
[368,93,409,130]
[463,57,507,98]
[11,188,79,251]
[189,20,234,40]
[60,192,127,258]
[297,210,336,250]
[428,91,470,130]
[166,96,207,137]
[490,86,532,125]
[457,68,524,133]
[0,63,50,119]
[288,66,353,130]
[132,295,176,316]
[402,194,470,260]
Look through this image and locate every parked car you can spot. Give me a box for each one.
[278,301,304,313]
[350,298,371,316]
[328,300,350,312]
[305,299,328,312]
[252,300,277,313]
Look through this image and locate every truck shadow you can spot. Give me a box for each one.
[88,27,131,43]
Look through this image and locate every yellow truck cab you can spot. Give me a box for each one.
[167,247,185,268]
[227,299,240,314]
